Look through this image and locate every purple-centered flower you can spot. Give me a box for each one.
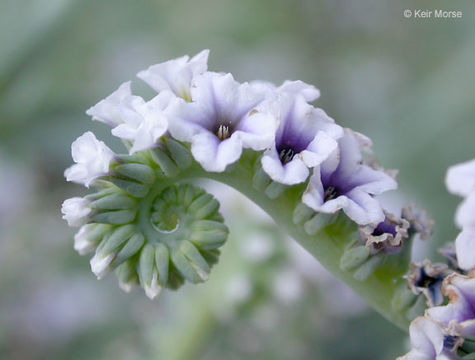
[359,211,409,254]
[137,49,209,101]
[427,273,475,339]
[260,89,343,185]
[398,317,461,360]
[406,261,452,307]
[302,129,397,225]
[169,71,277,172]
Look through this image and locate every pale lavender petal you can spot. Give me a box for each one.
[302,171,326,210]
[278,80,320,101]
[262,148,310,185]
[455,228,475,271]
[347,166,397,195]
[343,189,385,225]
[137,49,209,99]
[235,112,277,150]
[427,274,475,334]
[302,131,338,168]
[446,159,475,197]
[455,193,475,228]
[190,132,243,172]
[86,82,133,127]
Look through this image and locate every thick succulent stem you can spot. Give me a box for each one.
[182,151,412,331]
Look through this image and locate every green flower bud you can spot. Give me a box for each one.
[339,246,371,271]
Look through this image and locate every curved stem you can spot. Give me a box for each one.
[164,151,411,331]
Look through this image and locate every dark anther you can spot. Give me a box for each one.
[443,335,461,351]
[324,185,339,202]
[217,124,230,141]
[414,268,440,289]
[279,147,295,165]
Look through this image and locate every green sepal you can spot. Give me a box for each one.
[164,137,192,169]
[188,193,218,219]
[391,283,417,313]
[80,223,113,245]
[115,258,139,292]
[293,203,314,225]
[180,240,210,275]
[89,192,137,210]
[96,224,135,256]
[353,255,384,281]
[112,233,145,266]
[339,246,371,271]
[171,246,206,284]
[108,176,150,198]
[151,148,178,178]
[113,163,156,184]
[92,209,137,225]
[304,213,335,236]
[265,181,286,199]
[155,243,170,286]
[252,167,271,192]
[190,227,228,250]
[139,243,156,287]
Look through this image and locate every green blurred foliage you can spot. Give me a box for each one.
[1,0,474,359]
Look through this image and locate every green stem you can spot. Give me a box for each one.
[164,150,411,331]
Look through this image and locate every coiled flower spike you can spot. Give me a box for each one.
[63,50,421,333]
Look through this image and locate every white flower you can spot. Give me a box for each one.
[111,91,174,154]
[61,197,91,227]
[169,72,277,172]
[64,132,115,187]
[446,159,475,197]
[398,317,460,360]
[90,252,115,280]
[251,79,320,102]
[143,270,162,299]
[86,82,134,127]
[455,226,475,271]
[261,92,342,185]
[137,49,209,101]
[74,224,100,255]
[302,129,397,225]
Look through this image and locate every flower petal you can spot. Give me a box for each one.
[343,189,385,225]
[190,132,243,172]
[137,49,209,99]
[455,192,475,228]
[455,227,475,271]
[262,148,309,185]
[86,82,133,127]
[446,159,475,197]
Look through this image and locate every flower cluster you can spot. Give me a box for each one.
[62,50,399,299]
[399,158,475,359]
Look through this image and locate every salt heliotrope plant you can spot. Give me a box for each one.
[62,50,475,358]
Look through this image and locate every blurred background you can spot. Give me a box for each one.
[1,0,474,359]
